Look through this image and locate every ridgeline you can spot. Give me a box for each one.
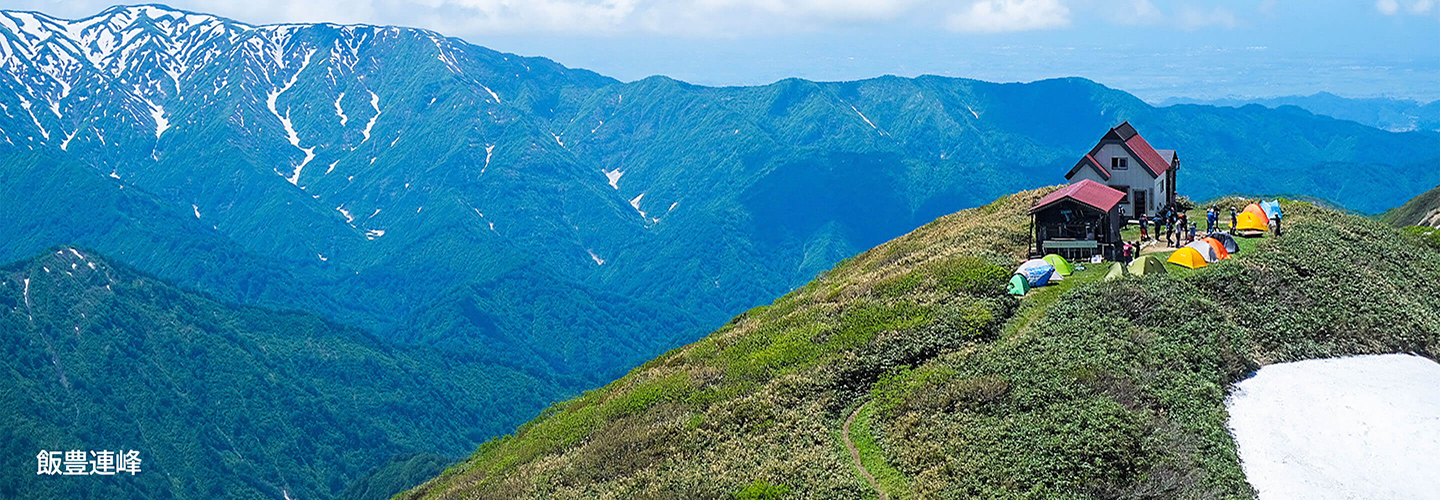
[403,187,1440,500]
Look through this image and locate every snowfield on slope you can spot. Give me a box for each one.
[1227,354,1440,500]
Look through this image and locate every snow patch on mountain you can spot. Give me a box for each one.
[362,90,380,142]
[850,104,877,130]
[336,205,354,224]
[144,98,169,138]
[1227,354,1440,500]
[266,49,316,184]
[604,169,623,189]
[482,85,501,104]
[334,92,347,125]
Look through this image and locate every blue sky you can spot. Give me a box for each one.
[10,0,1440,101]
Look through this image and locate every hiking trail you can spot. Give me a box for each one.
[844,401,888,500]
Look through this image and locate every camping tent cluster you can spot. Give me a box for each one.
[1008,254,1077,295]
[1168,231,1240,269]
[1008,201,1279,294]
[1235,201,1283,235]
[1169,200,1278,269]
[1103,254,1168,281]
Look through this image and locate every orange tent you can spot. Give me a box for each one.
[1244,203,1270,224]
[1235,211,1269,232]
[1201,237,1230,260]
[1167,246,1209,269]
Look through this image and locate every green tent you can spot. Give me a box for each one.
[1127,255,1168,276]
[1043,254,1075,276]
[1007,274,1031,295]
[1103,262,1129,281]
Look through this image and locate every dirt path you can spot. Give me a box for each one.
[844,402,888,500]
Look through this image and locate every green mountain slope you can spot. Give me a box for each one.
[1382,184,1440,227]
[402,190,1440,499]
[0,247,559,500]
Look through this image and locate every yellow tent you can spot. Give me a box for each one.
[1167,247,1209,269]
[1234,211,1269,232]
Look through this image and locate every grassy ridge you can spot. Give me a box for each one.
[402,191,1440,499]
[400,190,1043,499]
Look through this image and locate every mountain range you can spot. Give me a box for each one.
[1161,92,1440,133]
[3,4,1440,499]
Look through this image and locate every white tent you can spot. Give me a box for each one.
[1184,240,1219,263]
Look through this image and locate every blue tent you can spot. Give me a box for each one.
[1260,200,1282,220]
[1016,259,1056,287]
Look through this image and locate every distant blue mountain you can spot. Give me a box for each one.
[1161,92,1440,133]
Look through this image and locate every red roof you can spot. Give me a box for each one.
[1124,132,1174,177]
[1064,122,1176,180]
[1031,179,1127,214]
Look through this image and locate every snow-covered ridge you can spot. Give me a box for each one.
[0,5,465,149]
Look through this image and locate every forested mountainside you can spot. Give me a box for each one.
[0,246,552,500]
[404,190,1440,499]
[4,5,1440,499]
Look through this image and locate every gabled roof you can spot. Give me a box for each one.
[1066,121,1175,180]
[1031,179,1127,214]
[1065,154,1110,180]
[1122,131,1175,177]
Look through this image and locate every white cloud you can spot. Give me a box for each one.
[1376,0,1438,16]
[945,0,1070,33]
[1108,0,1164,26]
[1257,0,1277,14]
[1177,5,1237,30]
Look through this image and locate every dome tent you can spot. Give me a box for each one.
[1103,262,1129,281]
[1200,237,1231,260]
[1007,274,1031,295]
[1127,255,1168,276]
[1235,211,1269,233]
[1168,246,1209,269]
[1260,200,1282,220]
[1043,254,1075,276]
[1184,240,1219,263]
[1016,259,1057,287]
[1207,232,1239,253]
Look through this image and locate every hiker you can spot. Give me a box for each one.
[1164,220,1174,247]
[1207,207,1217,233]
[1229,208,1238,235]
[1139,217,1149,241]
[1274,214,1282,237]
[1122,242,1134,264]
[1188,222,1198,243]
